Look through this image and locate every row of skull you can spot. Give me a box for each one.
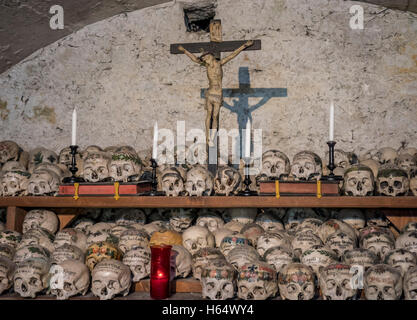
[1,206,417,300]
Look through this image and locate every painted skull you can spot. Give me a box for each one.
[361,231,395,261]
[409,169,417,196]
[168,208,196,233]
[0,161,25,172]
[214,166,242,196]
[201,260,236,300]
[13,244,51,265]
[118,229,150,254]
[325,231,357,258]
[333,209,366,230]
[402,222,417,233]
[263,246,294,272]
[384,248,417,276]
[256,231,292,257]
[91,259,131,300]
[58,147,83,171]
[395,231,417,255]
[360,159,380,179]
[237,262,277,300]
[283,208,318,232]
[26,169,60,196]
[219,234,251,257]
[365,210,390,228]
[255,212,284,234]
[0,141,27,166]
[85,241,122,272]
[185,165,213,196]
[82,151,111,182]
[49,259,90,300]
[72,218,95,235]
[0,170,30,196]
[317,219,357,243]
[0,244,15,260]
[290,151,322,181]
[182,226,215,255]
[404,266,417,300]
[53,228,87,252]
[160,166,185,197]
[0,230,22,249]
[28,148,58,173]
[14,258,50,298]
[278,263,316,300]
[212,228,237,248]
[191,248,226,281]
[18,227,55,253]
[51,244,85,265]
[319,264,358,300]
[364,264,402,300]
[171,244,192,278]
[295,218,323,234]
[291,231,323,258]
[195,210,224,233]
[226,245,261,271]
[256,150,291,184]
[343,165,375,196]
[109,147,142,182]
[0,257,16,295]
[300,246,339,275]
[223,221,245,233]
[22,209,59,234]
[223,208,257,225]
[115,209,146,226]
[377,166,409,196]
[122,246,151,282]
[342,248,379,269]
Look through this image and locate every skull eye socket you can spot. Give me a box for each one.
[253,286,266,296]
[380,181,389,189]
[383,286,395,295]
[342,279,351,289]
[287,284,297,294]
[394,181,402,188]
[326,279,336,289]
[29,277,40,286]
[123,164,132,172]
[223,282,233,292]
[239,285,248,294]
[303,283,314,293]
[348,178,357,186]
[64,282,73,292]
[205,282,215,291]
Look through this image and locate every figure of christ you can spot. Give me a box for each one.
[178,40,254,147]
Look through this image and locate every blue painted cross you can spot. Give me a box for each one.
[201,67,287,159]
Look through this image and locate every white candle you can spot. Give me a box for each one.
[329,102,334,141]
[245,118,251,158]
[152,122,158,160]
[71,108,77,146]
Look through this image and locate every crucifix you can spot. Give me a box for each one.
[171,20,261,154]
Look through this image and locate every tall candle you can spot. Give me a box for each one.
[152,122,158,160]
[329,102,334,141]
[71,108,77,146]
[245,118,251,158]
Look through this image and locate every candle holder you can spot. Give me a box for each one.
[150,245,172,300]
[62,145,85,184]
[321,141,343,181]
[238,157,257,196]
[144,158,165,196]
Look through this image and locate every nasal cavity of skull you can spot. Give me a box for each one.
[183,2,217,32]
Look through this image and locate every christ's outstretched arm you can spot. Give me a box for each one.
[178,45,204,65]
[221,40,254,65]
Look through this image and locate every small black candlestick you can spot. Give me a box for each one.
[321,141,343,181]
[62,145,85,184]
[238,158,257,196]
[144,158,165,196]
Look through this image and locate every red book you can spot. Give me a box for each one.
[259,180,340,196]
[58,181,151,196]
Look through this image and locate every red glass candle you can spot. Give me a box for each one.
[150,245,172,299]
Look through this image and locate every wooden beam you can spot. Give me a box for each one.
[170,40,261,54]
[352,0,417,13]
[5,207,27,232]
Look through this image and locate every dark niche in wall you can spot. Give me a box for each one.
[183,0,217,32]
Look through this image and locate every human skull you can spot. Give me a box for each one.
[122,246,151,282]
[0,170,30,196]
[396,231,417,255]
[0,244,15,260]
[223,221,245,233]
[409,169,417,196]
[196,210,224,233]
[237,262,277,300]
[255,213,284,234]
[170,244,192,278]
[201,260,236,300]
[292,231,323,258]
[300,246,339,275]
[149,229,183,247]
[72,218,95,235]
[13,244,51,265]
[214,166,242,196]
[28,148,58,173]
[58,147,83,172]
[18,227,55,253]
[220,234,251,257]
[182,226,215,255]
[278,263,316,300]
[263,246,293,272]
[160,166,185,196]
[137,221,167,236]
[0,141,27,166]
[82,151,111,182]
[49,260,90,300]
[108,225,135,242]
[0,257,16,295]
[343,165,375,197]
[14,258,50,298]
[342,248,379,269]
[82,145,103,158]
[240,223,265,247]
[23,209,59,234]
[317,219,357,243]
[402,222,417,233]
[404,266,417,300]
[91,259,131,300]
[87,230,111,247]
[365,210,390,228]
[109,147,142,182]
[33,162,70,180]
[0,161,25,172]
[325,149,358,170]
[361,231,395,261]
[226,245,261,271]
[256,150,291,183]
[364,264,402,300]
[333,209,366,230]
[0,230,22,249]
[223,208,257,225]
[51,244,85,265]
[325,231,357,258]
[191,248,226,281]
[377,166,409,196]
[53,228,87,252]
[384,248,417,276]
[295,218,323,234]
[359,226,395,241]
[85,241,122,272]
[290,151,322,181]
[256,231,292,257]
[168,208,196,232]
[319,264,358,300]
[283,208,318,232]
[118,229,150,254]
[360,159,380,179]
[395,153,416,174]
[114,209,146,226]
[185,165,213,196]
[374,148,398,165]
[212,228,237,248]
[26,169,60,196]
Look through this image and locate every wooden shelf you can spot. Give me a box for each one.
[1,196,417,208]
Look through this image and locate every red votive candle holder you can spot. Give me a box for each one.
[150,245,172,299]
